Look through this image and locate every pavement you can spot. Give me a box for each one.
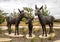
[0,26,60,30]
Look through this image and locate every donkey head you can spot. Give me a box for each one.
[18,9,25,15]
[18,9,26,17]
[26,17,34,24]
[35,5,43,16]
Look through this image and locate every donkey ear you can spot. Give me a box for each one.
[35,5,38,9]
[39,5,43,10]
[18,8,21,13]
[22,10,24,12]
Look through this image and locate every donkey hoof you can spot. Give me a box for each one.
[29,35,32,37]
[17,33,19,35]
[9,33,11,34]
[45,35,47,37]
[15,33,16,35]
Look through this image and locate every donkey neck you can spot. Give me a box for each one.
[37,13,44,25]
[17,15,23,21]
[38,13,43,20]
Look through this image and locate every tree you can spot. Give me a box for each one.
[23,7,33,13]
[23,7,34,18]
[0,15,5,24]
[0,10,7,17]
[41,5,50,16]
[0,10,8,24]
[10,10,19,17]
[22,7,34,22]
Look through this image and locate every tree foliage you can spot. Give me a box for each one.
[23,7,33,13]
[0,10,8,16]
[10,10,19,17]
[41,5,50,16]
[22,18,27,22]
[23,7,34,18]
[22,7,34,22]
[0,10,7,24]
[0,15,5,24]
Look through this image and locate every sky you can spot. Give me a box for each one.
[0,0,60,19]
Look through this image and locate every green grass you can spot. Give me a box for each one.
[31,38,36,42]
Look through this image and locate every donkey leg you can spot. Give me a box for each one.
[17,26,19,35]
[44,26,47,36]
[30,26,33,37]
[49,23,54,34]
[15,24,19,35]
[50,23,54,33]
[15,26,17,35]
[29,28,32,37]
[7,24,9,34]
[49,24,51,34]
[29,25,32,37]
[42,26,45,36]
[8,24,11,34]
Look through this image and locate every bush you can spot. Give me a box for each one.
[0,28,3,34]
[0,15,5,24]
[22,18,27,22]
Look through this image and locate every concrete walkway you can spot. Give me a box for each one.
[0,26,60,30]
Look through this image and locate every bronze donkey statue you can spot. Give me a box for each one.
[6,9,26,35]
[35,5,55,36]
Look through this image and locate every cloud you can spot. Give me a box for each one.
[0,0,60,19]
[0,1,28,13]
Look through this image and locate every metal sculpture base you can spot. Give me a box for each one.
[39,33,55,39]
[4,33,24,38]
[26,34,35,39]
[0,38,12,42]
[48,33,55,38]
[39,34,50,39]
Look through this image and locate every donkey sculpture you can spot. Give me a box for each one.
[6,9,26,35]
[35,5,55,36]
[26,17,34,37]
